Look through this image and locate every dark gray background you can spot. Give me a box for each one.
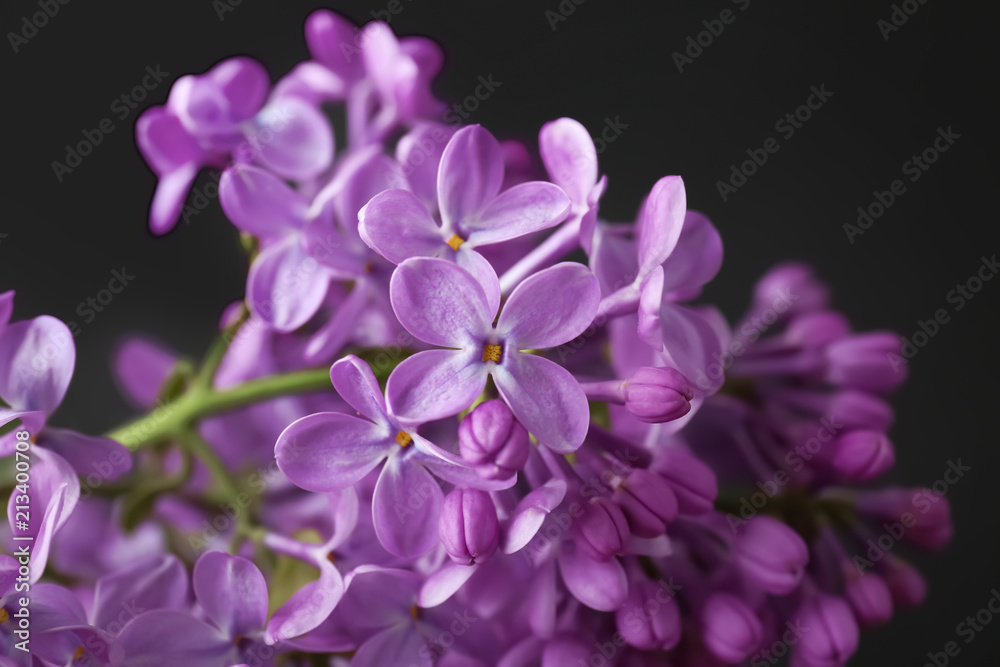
[2,0,998,663]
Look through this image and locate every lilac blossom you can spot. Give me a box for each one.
[386,257,600,453]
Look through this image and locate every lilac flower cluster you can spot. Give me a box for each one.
[0,9,951,666]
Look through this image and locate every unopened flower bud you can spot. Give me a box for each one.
[825,332,907,393]
[792,594,859,667]
[574,496,630,561]
[623,367,693,424]
[732,516,808,595]
[700,593,763,663]
[844,571,893,628]
[883,558,927,609]
[651,447,718,515]
[615,577,681,650]
[613,469,679,538]
[439,488,500,565]
[753,262,828,315]
[830,430,895,481]
[458,400,530,480]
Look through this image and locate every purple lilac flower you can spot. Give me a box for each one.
[276,355,512,557]
[386,257,600,453]
[360,125,571,312]
[137,57,333,234]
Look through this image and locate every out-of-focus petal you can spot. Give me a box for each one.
[438,125,504,229]
[219,164,308,237]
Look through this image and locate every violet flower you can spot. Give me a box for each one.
[360,125,571,313]
[386,257,600,453]
[276,355,512,557]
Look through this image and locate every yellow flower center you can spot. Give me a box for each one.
[446,234,465,250]
[410,604,420,619]
[0,608,8,623]
[74,646,85,660]
[482,343,502,363]
[396,431,413,447]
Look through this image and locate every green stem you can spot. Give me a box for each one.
[106,367,332,449]
[176,429,241,502]
[194,303,251,390]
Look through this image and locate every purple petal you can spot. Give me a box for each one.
[359,189,443,264]
[265,557,345,644]
[193,551,268,637]
[36,427,132,483]
[390,258,493,347]
[496,262,600,349]
[272,61,346,104]
[414,434,515,491]
[112,337,178,409]
[330,355,389,424]
[636,176,686,278]
[210,56,270,122]
[136,108,202,175]
[557,546,628,611]
[329,147,405,236]
[352,622,432,667]
[0,291,12,328]
[492,353,590,454]
[455,248,502,319]
[385,349,488,424]
[438,125,504,229]
[658,211,723,298]
[116,610,230,666]
[397,124,457,210]
[303,281,372,363]
[418,561,478,608]
[305,10,361,82]
[539,117,598,205]
[247,235,329,332]
[8,447,79,582]
[219,164,308,237]
[503,479,567,554]
[0,316,75,414]
[92,554,190,632]
[149,164,200,235]
[464,182,570,246]
[650,304,725,394]
[249,97,334,181]
[637,266,666,350]
[373,453,444,557]
[275,412,393,493]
